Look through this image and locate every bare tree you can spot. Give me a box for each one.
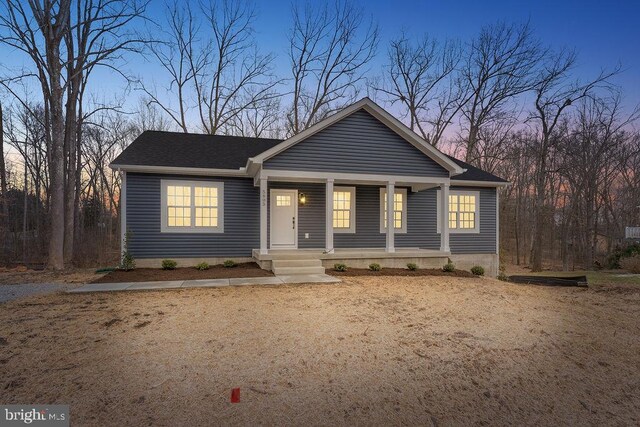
[142,0,280,135]
[0,0,72,269]
[227,95,282,138]
[458,21,545,163]
[138,1,201,132]
[376,33,461,146]
[63,0,146,261]
[0,0,146,267]
[527,49,618,271]
[287,0,378,135]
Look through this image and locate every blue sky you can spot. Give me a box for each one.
[2,0,639,120]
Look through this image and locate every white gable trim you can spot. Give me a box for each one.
[248,98,465,175]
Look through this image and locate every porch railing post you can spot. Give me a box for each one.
[440,182,450,252]
[325,178,334,253]
[386,181,395,253]
[260,178,268,255]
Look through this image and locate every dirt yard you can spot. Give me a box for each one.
[1,276,638,425]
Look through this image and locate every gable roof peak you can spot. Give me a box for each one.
[250,97,465,175]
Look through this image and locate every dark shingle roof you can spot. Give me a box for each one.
[112,130,508,183]
[111,130,282,170]
[447,155,508,183]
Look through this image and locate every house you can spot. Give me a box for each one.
[111,98,508,276]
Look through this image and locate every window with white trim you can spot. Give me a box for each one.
[379,188,407,233]
[437,190,480,233]
[161,180,223,233]
[333,187,355,233]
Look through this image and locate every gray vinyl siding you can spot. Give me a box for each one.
[125,174,496,258]
[449,186,497,254]
[126,173,259,258]
[264,110,449,178]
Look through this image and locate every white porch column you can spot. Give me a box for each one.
[325,178,334,253]
[386,181,395,253]
[260,178,268,254]
[440,183,450,252]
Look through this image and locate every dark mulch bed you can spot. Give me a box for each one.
[92,262,273,283]
[330,268,476,277]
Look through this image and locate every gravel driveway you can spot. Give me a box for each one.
[0,283,80,303]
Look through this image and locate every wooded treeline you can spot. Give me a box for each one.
[0,0,638,270]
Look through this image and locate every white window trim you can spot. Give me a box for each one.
[379,187,408,234]
[437,189,480,234]
[161,179,224,233]
[332,186,356,234]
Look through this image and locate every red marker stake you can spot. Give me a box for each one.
[231,388,241,403]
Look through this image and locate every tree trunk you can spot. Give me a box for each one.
[0,103,8,239]
[63,85,78,263]
[48,57,66,270]
[465,124,479,163]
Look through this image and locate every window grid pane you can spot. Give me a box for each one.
[167,184,221,229]
[276,195,291,206]
[383,191,404,230]
[448,194,476,230]
[167,186,191,227]
[333,190,352,229]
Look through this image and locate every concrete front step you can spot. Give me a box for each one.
[271,258,325,275]
[272,259,323,268]
[272,265,326,275]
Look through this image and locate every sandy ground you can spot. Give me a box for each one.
[0,268,100,285]
[0,277,639,426]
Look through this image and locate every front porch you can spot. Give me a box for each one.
[257,173,453,255]
[253,248,451,271]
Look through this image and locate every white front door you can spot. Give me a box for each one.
[270,189,298,248]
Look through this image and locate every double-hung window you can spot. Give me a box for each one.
[161,180,224,233]
[379,188,407,233]
[437,190,480,233]
[333,187,356,233]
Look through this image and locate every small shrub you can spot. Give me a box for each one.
[120,231,135,271]
[620,254,640,274]
[470,265,485,276]
[334,263,347,272]
[407,263,418,271]
[606,242,640,269]
[162,259,177,270]
[195,262,210,271]
[369,263,381,271]
[497,264,508,281]
[442,261,455,272]
[120,252,135,271]
[223,259,237,268]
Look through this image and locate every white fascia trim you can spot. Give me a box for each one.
[247,98,464,175]
[451,180,510,188]
[259,169,450,186]
[111,164,248,177]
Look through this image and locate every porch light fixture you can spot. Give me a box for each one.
[299,193,307,206]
